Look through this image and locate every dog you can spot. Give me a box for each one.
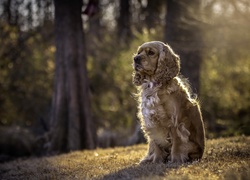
[132,41,205,164]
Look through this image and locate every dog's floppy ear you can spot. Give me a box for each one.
[154,43,180,83]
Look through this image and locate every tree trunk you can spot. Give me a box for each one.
[117,0,131,44]
[165,0,202,93]
[49,0,96,153]
[145,0,164,30]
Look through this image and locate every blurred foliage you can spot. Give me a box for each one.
[200,0,250,137]
[0,21,54,126]
[0,0,249,138]
[87,28,163,133]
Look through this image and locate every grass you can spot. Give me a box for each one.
[0,136,249,180]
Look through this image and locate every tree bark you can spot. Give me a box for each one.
[117,0,131,44]
[145,0,164,30]
[165,0,203,93]
[49,0,96,152]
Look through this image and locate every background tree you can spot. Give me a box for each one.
[144,0,164,30]
[165,0,203,93]
[49,0,96,152]
[117,0,132,44]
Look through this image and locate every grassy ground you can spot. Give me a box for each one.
[0,136,249,180]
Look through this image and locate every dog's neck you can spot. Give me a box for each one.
[142,80,160,88]
[141,76,172,89]
[140,77,180,97]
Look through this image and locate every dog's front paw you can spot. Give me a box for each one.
[140,158,151,164]
[171,153,189,164]
[140,154,165,164]
[139,154,153,164]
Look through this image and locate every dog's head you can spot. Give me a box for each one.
[133,41,180,86]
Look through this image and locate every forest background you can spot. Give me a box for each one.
[0,0,249,160]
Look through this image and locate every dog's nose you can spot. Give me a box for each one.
[134,56,141,64]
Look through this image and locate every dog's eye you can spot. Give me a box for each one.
[148,50,155,56]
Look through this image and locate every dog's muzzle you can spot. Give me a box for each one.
[134,56,142,71]
[134,56,141,64]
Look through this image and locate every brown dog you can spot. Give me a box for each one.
[133,41,205,164]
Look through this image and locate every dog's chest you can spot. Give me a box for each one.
[140,84,165,128]
[140,83,174,146]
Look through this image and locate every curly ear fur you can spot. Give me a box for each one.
[154,43,180,84]
[132,72,144,86]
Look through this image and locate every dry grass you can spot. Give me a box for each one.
[0,136,250,180]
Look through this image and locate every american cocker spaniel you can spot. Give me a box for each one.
[133,41,205,164]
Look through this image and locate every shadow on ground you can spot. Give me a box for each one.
[98,163,182,180]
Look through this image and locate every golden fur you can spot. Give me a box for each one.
[132,41,205,164]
